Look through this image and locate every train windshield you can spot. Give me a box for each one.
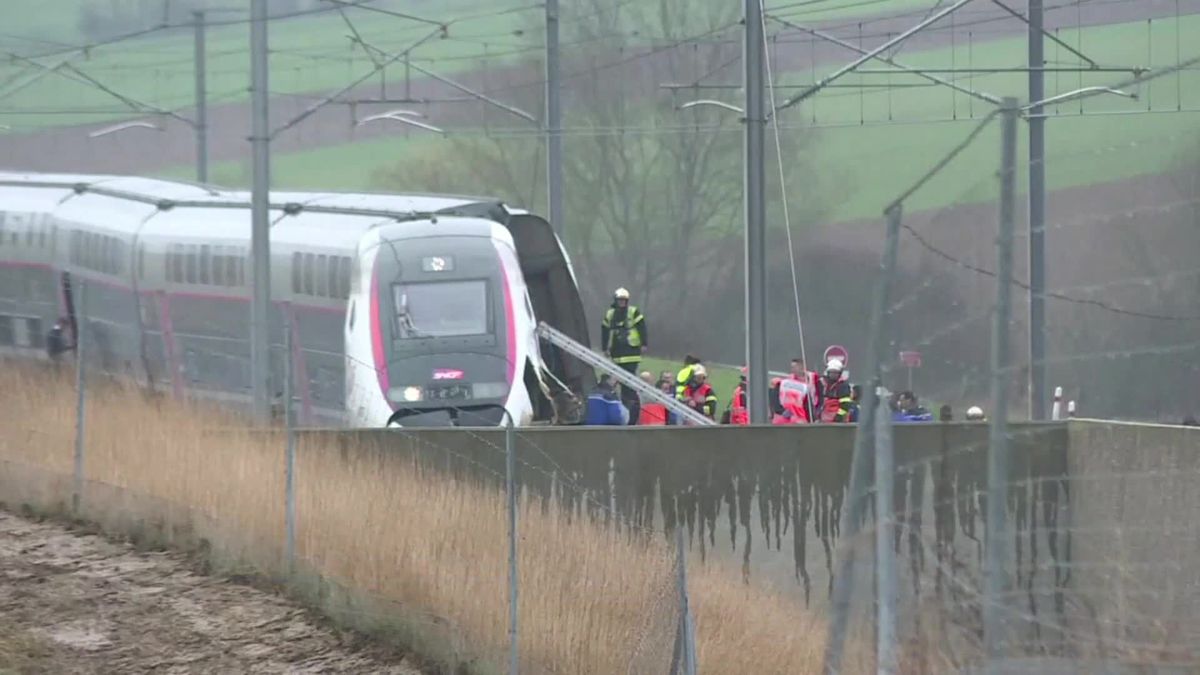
[392,280,490,338]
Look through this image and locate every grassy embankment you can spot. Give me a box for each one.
[0,365,839,674]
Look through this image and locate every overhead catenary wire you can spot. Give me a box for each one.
[899,222,1200,321]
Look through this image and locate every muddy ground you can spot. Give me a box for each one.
[0,509,423,674]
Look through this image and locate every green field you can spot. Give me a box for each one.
[157,131,449,187]
[154,14,1200,222]
[792,13,1200,219]
[0,0,539,129]
[0,0,954,131]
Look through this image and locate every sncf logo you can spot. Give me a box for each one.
[433,369,465,380]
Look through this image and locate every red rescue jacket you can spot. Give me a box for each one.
[728,384,749,425]
[638,402,668,425]
[772,374,813,424]
[819,377,853,423]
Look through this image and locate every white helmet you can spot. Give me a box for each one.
[966,406,985,420]
[825,357,845,374]
[692,364,708,378]
[613,287,631,300]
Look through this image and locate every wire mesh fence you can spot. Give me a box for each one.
[814,83,1200,674]
[0,326,702,674]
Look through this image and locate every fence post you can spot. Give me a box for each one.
[284,312,296,575]
[506,414,519,675]
[72,281,87,515]
[824,204,903,674]
[984,97,1020,662]
[670,523,698,675]
[875,393,898,674]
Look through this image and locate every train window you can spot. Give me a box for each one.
[327,256,339,298]
[226,252,238,287]
[237,255,245,286]
[349,256,361,295]
[38,226,46,248]
[304,253,314,296]
[392,280,490,338]
[199,245,211,285]
[213,248,225,286]
[211,250,221,286]
[185,247,197,284]
[339,256,352,298]
[317,254,328,297]
[292,252,302,293]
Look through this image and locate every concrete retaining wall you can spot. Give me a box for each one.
[306,423,1070,609]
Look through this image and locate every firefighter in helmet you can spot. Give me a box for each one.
[600,288,647,374]
[818,358,854,423]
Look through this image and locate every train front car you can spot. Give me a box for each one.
[345,217,540,427]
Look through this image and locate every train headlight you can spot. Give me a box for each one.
[471,382,508,399]
[387,386,424,403]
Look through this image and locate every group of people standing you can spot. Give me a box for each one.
[586,287,983,427]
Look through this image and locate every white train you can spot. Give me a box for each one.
[0,172,591,426]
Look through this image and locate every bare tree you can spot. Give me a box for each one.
[374,0,828,355]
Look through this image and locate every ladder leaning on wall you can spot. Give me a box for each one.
[535,321,716,427]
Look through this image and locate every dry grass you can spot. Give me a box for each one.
[0,363,838,674]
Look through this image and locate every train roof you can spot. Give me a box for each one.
[0,171,221,202]
[0,171,530,250]
[372,216,512,243]
[0,171,514,220]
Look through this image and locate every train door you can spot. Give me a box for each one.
[60,271,77,346]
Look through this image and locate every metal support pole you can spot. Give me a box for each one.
[744,0,768,424]
[72,282,87,515]
[1027,0,1047,420]
[984,98,1020,661]
[875,394,897,674]
[670,524,698,675]
[250,0,272,423]
[283,310,296,574]
[193,10,208,183]
[544,0,563,240]
[506,415,519,675]
[823,205,903,674]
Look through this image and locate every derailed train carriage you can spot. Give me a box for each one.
[0,172,591,426]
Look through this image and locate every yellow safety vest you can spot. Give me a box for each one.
[603,305,644,364]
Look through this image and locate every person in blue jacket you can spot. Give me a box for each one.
[585,375,630,426]
[893,390,934,422]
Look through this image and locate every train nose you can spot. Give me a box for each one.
[386,403,509,428]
